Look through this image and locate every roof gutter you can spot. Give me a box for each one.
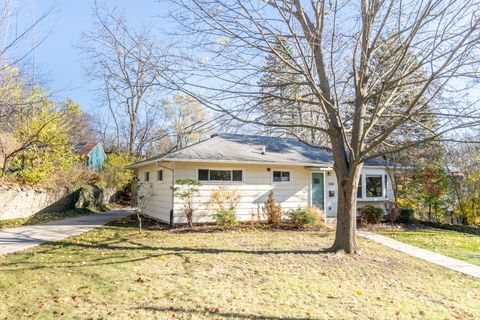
[125,159,161,169]
[154,158,334,167]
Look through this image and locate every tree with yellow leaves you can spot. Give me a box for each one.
[0,82,83,188]
[162,94,209,151]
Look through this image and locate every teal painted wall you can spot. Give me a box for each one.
[87,144,107,172]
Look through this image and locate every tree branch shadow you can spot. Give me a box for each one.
[139,305,320,320]
[0,238,333,271]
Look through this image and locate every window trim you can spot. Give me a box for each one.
[365,174,385,199]
[357,174,363,199]
[144,171,150,182]
[271,169,293,185]
[196,167,245,184]
[157,169,163,182]
[356,171,389,201]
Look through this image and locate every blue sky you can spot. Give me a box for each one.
[17,0,169,113]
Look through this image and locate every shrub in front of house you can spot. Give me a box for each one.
[384,207,400,223]
[308,206,326,227]
[398,207,415,223]
[171,178,203,228]
[360,205,384,224]
[209,187,241,227]
[262,191,282,227]
[214,209,239,227]
[287,207,319,228]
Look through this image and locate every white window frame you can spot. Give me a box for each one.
[364,174,385,199]
[271,169,292,185]
[157,169,164,183]
[196,167,245,184]
[357,174,363,199]
[144,171,150,182]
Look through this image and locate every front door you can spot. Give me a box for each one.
[311,172,325,210]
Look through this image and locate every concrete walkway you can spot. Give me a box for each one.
[0,209,135,256]
[358,230,480,279]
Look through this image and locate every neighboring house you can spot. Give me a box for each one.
[75,142,107,172]
[128,134,394,225]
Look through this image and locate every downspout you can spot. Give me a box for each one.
[170,162,176,227]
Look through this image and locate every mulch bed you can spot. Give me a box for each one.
[107,214,329,233]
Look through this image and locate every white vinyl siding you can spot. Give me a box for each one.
[173,162,310,223]
[136,161,395,223]
[136,164,173,223]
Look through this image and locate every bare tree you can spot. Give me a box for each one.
[80,3,168,155]
[164,0,480,253]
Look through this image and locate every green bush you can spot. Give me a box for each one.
[360,205,384,224]
[398,207,415,223]
[287,207,319,228]
[214,209,238,227]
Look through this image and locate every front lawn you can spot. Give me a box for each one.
[377,227,480,266]
[0,218,479,319]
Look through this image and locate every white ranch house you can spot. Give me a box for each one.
[128,134,394,225]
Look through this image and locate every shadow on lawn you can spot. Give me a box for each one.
[52,239,331,255]
[0,238,332,271]
[139,306,319,320]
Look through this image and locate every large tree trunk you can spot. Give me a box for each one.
[330,170,361,254]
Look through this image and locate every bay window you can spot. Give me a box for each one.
[366,175,383,198]
[357,175,363,198]
[357,174,387,199]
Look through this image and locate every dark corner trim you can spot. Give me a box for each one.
[169,209,174,227]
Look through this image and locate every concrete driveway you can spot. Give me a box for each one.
[0,209,135,256]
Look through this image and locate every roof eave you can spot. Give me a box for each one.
[126,157,396,169]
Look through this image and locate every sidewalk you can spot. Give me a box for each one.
[358,230,480,279]
[0,209,135,256]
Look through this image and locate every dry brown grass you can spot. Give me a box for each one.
[0,217,479,319]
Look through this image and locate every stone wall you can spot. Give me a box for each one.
[0,185,120,220]
[0,186,77,220]
[74,185,120,208]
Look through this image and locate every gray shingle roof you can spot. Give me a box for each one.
[128,134,388,168]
